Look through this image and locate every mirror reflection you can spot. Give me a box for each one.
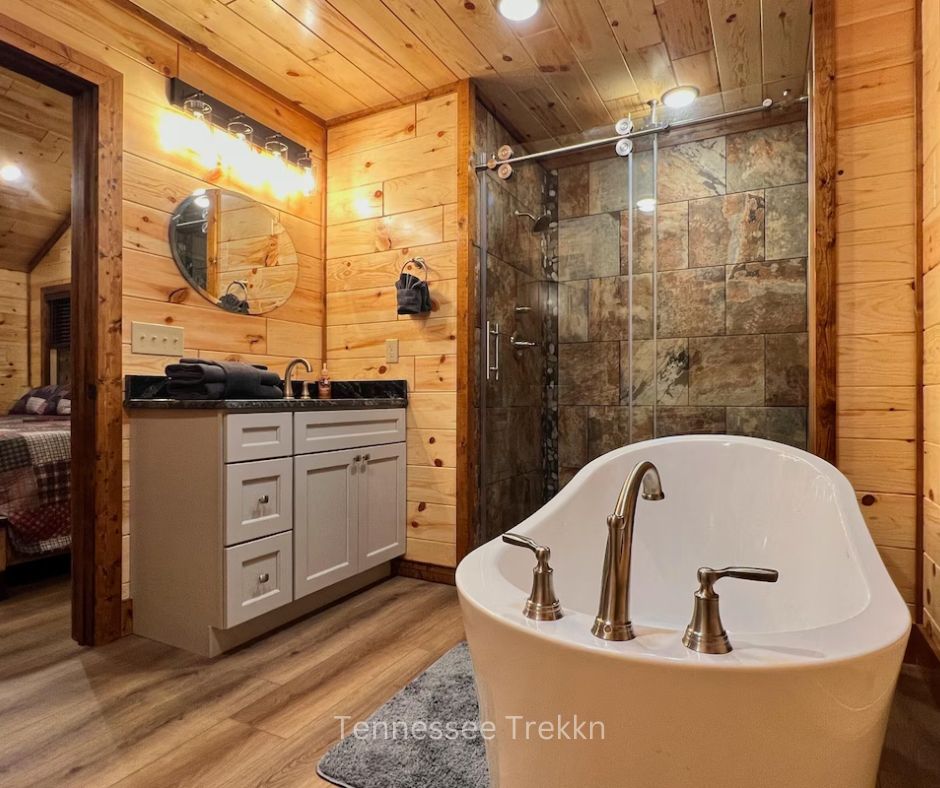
[169,188,299,315]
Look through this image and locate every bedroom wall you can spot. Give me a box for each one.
[8,0,327,601]
[325,95,459,569]
[28,229,71,388]
[0,269,27,413]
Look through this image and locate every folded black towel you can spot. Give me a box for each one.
[165,359,283,399]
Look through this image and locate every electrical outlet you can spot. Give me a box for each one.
[132,321,185,356]
[385,338,399,363]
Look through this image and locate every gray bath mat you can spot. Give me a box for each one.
[317,642,489,788]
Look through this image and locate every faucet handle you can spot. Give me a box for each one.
[502,532,563,621]
[683,565,779,654]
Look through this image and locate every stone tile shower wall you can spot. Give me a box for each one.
[557,121,809,486]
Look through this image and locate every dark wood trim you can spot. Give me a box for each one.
[39,283,72,386]
[393,558,456,586]
[455,79,477,565]
[26,214,70,273]
[810,0,837,465]
[0,15,124,646]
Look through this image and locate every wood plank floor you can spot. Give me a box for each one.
[1,574,938,787]
[0,575,463,788]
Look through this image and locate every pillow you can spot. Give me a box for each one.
[9,385,70,416]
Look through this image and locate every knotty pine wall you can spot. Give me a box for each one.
[922,0,940,645]
[0,269,27,412]
[325,95,459,569]
[834,0,919,609]
[8,0,326,600]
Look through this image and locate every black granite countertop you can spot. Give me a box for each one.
[124,375,407,411]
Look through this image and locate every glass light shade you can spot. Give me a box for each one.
[264,135,288,158]
[0,163,23,182]
[227,119,253,143]
[498,0,540,22]
[183,97,212,123]
[662,86,699,108]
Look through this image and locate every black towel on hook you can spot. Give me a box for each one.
[396,262,432,315]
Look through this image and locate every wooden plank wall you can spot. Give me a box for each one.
[9,0,327,601]
[325,94,459,568]
[0,268,28,412]
[922,0,940,644]
[28,229,71,386]
[834,0,920,607]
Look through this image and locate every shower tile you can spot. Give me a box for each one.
[726,259,807,334]
[656,266,726,338]
[558,280,589,342]
[726,122,808,192]
[626,202,688,274]
[589,158,630,213]
[622,338,689,406]
[655,406,726,437]
[688,191,765,268]
[587,406,632,459]
[559,341,620,405]
[726,407,807,449]
[689,335,765,406]
[558,213,620,281]
[765,332,809,406]
[632,406,654,441]
[587,275,653,341]
[558,164,589,219]
[766,184,809,260]
[657,137,726,203]
[559,406,588,467]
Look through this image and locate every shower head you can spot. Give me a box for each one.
[514,209,553,233]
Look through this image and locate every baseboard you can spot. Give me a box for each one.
[393,558,456,585]
[905,623,940,668]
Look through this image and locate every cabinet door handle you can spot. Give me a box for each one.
[258,494,269,504]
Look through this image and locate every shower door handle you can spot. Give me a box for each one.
[486,321,501,381]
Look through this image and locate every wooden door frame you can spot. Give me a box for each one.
[0,15,123,645]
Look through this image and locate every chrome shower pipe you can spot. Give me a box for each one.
[474,99,777,172]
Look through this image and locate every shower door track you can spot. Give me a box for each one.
[473,99,794,171]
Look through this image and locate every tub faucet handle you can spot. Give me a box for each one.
[502,533,563,621]
[682,565,779,654]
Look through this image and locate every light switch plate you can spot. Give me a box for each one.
[385,339,399,363]
[132,321,185,356]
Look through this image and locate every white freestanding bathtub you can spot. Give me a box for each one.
[457,436,910,788]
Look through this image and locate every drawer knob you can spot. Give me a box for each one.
[353,455,362,462]
[363,453,370,461]
[258,572,270,584]
[258,494,270,504]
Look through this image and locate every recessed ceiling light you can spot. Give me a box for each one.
[662,86,700,108]
[636,197,657,214]
[498,0,540,22]
[0,163,23,182]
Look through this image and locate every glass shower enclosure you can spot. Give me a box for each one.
[473,100,810,547]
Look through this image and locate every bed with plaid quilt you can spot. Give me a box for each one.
[0,415,70,556]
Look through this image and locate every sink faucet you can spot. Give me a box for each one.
[591,460,665,641]
[283,358,312,400]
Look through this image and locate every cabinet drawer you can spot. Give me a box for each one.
[224,457,293,545]
[294,409,405,454]
[224,531,293,628]
[225,412,292,462]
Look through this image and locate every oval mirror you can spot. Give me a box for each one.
[169,188,299,315]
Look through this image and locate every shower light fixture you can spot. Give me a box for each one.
[662,86,699,108]
[636,197,657,214]
[0,163,23,182]
[498,0,540,22]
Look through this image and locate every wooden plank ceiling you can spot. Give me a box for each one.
[127,0,811,146]
[0,64,72,273]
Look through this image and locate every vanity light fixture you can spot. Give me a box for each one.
[0,163,23,182]
[636,197,657,214]
[297,149,317,196]
[498,0,540,22]
[264,135,289,159]
[183,96,212,123]
[662,86,699,108]
[227,118,253,144]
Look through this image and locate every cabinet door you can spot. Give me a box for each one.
[358,442,407,571]
[294,448,360,598]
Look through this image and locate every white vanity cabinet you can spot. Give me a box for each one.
[130,405,406,657]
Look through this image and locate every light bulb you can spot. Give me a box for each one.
[498,0,540,22]
[0,163,23,182]
[662,86,699,108]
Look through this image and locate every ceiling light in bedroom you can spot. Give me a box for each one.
[662,86,699,108]
[636,197,657,214]
[0,163,23,182]
[498,0,540,22]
